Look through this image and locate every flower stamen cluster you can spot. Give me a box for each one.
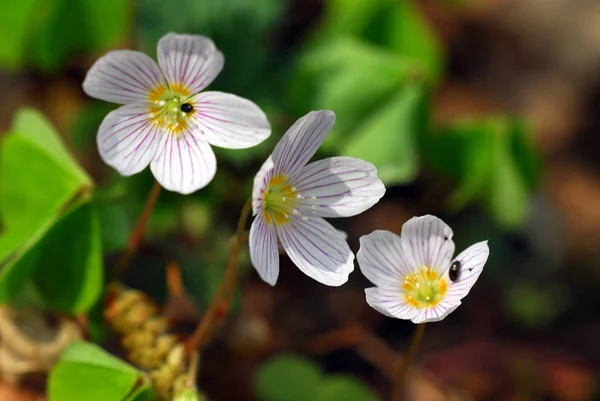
[403,266,448,309]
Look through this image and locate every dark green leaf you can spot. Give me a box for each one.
[32,203,103,314]
[315,376,379,401]
[255,354,322,401]
[421,116,541,228]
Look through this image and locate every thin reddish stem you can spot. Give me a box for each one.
[185,198,252,354]
[391,323,427,401]
[112,180,162,281]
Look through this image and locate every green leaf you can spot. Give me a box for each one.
[0,0,39,68]
[0,108,94,306]
[385,0,443,80]
[289,37,414,128]
[421,116,541,228]
[255,354,322,401]
[32,203,103,314]
[318,0,443,81]
[315,376,379,401]
[11,108,92,187]
[339,84,425,184]
[0,136,84,302]
[49,341,149,401]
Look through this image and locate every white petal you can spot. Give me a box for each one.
[249,214,280,286]
[365,287,418,320]
[251,156,274,215]
[445,241,489,302]
[97,103,161,176]
[157,33,224,94]
[272,111,335,175]
[411,302,459,324]
[187,91,271,149]
[150,130,216,194]
[276,217,353,286]
[400,215,455,273]
[83,50,166,104]
[293,157,385,218]
[357,230,414,288]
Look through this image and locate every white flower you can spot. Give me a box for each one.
[83,32,271,194]
[357,215,489,323]
[249,110,386,286]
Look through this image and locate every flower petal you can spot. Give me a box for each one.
[293,156,385,218]
[83,50,166,104]
[249,214,280,286]
[400,215,455,273]
[365,287,418,320]
[188,91,270,149]
[97,103,162,176]
[411,302,459,324]
[445,241,489,302]
[272,110,335,175]
[157,33,224,94]
[276,217,353,286]
[150,130,216,194]
[357,230,414,288]
[252,156,274,215]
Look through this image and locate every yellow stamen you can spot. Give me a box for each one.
[146,82,193,135]
[403,266,447,309]
[262,175,298,225]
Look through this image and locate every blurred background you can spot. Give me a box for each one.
[1,0,600,400]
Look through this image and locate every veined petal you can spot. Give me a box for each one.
[83,50,166,104]
[445,241,489,303]
[400,215,455,273]
[249,214,279,286]
[411,302,459,324]
[276,217,353,286]
[150,129,216,194]
[357,230,414,288]
[188,91,270,149]
[365,288,418,320]
[252,156,274,215]
[272,111,335,175]
[97,103,162,176]
[293,157,385,218]
[157,33,224,95]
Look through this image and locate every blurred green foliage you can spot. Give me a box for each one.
[421,116,541,228]
[0,0,130,71]
[255,354,380,401]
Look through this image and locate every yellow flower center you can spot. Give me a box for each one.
[261,175,318,225]
[403,266,448,309]
[147,84,193,135]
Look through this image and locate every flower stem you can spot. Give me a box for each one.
[185,198,252,354]
[112,180,162,281]
[391,323,427,401]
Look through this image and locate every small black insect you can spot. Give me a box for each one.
[180,103,194,113]
[449,260,461,282]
